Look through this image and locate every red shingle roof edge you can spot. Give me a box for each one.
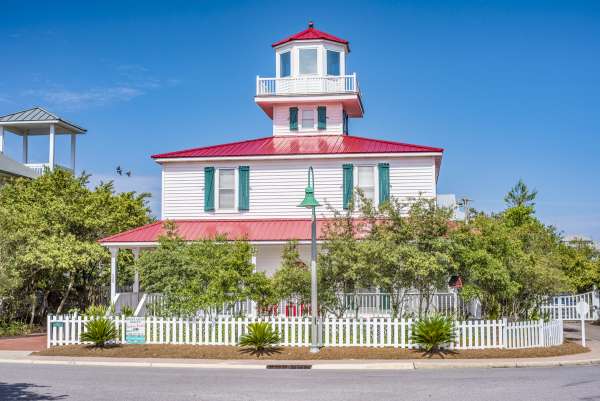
[151,135,444,160]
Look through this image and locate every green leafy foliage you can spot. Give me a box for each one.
[80,318,117,347]
[272,241,311,306]
[411,315,454,353]
[119,305,134,317]
[238,322,281,355]
[84,304,108,317]
[0,169,151,325]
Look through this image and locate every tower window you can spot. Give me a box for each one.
[280,52,291,77]
[301,109,315,129]
[299,48,317,75]
[327,50,340,76]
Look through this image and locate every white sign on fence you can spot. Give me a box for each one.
[577,301,589,347]
[125,317,146,344]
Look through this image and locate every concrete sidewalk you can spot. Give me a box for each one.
[1,341,599,371]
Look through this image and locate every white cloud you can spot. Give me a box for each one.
[22,86,144,110]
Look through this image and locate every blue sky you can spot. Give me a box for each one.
[1,0,599,239]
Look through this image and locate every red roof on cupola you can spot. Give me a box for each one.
[152,135,443,160]
[272,22,349,50]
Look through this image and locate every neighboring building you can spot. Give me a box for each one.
[100,23,445,302]
[0,107,86,182]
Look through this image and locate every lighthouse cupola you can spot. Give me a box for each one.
[255,22,363,136]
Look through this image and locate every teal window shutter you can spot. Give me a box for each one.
[378,163,390,204]
[204,167,215,211]
[317,106,326,129]
[342,164,353,209]
[238,166,250,211]
[290,107,298,130]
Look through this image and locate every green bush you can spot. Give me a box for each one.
[411,315,454,353]
[238,322,280,354]
[0,322,34,337]
[120,305,134,317]
[84,304,108,317]
[80,318,117,347]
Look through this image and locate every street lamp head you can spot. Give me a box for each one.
[298,166,320,209]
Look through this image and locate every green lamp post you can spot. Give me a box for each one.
[298,166,321,353]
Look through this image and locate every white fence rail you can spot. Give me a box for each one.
[256,74,359,96]
[48,315,563,349]
[541,290,600,321]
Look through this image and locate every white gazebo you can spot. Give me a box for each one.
[0,107,86,175]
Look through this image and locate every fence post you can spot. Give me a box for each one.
[593,286,600,320]
[538,320,545,347]
[47,315,51,348]
[501,318,508,349]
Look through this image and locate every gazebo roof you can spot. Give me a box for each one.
[0,107,86,135]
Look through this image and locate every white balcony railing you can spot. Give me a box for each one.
[256,74,359,96]
[25,163,73,176]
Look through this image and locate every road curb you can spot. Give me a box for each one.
[1,357,599,370]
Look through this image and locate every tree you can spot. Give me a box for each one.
[272,241,311,307]
[504,179,538,209]
[0,170,151,324]
[137,228,264,317]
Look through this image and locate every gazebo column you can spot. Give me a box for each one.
[0,127,4,154]
[109,247,119,302]
[70,133,76,172]
[22,131,29,163]
[132,248,140,294]
[48,124,55,171]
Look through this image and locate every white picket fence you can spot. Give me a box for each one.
[541,290,600,321]
[47,315,563,349]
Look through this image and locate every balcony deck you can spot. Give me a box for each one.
[256,74,359,97]
[25,163,73,176]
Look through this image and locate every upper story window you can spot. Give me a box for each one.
[280,52,291,77]
[327,50,340,76]
[218,168,235,210]
[301,109,315,129]
[357,166,375,202]
[299,48,318,75]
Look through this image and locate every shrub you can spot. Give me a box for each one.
[80,318,117,347]
[84,304,108,317]
[411,315,454,353]
[0,322,34,337]
[238,322,280,355]
[120,305,134,317]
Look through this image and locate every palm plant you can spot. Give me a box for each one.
[80,318,117,347]
[411,314,454,354]
[238,322,281,356]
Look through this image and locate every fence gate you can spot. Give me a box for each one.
[541,290,600,321]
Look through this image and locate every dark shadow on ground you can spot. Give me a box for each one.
[0,382,67,400]
[238,346,283,358]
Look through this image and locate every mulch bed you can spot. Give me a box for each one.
[34,341,588,360]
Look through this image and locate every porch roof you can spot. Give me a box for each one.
[99,218,367,247]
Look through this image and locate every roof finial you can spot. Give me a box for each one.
[308,21,314,29]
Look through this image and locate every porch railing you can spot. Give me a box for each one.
[256,74,359,96]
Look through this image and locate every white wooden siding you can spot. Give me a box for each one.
[255,244,311,276]
[161,156,436,220]
[272,103,343,136]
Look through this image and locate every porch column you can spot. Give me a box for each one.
[22,131,28,163]
[132,248,140,293]
[70,133,76,172]
[110,247,119,302]
[48,124,55,171]
[0,126,4,154]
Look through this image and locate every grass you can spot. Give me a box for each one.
[34,341,588,360]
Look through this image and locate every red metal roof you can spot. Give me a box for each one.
[152,135,443,160]
[100,219,362,243]
[272,22,349,49]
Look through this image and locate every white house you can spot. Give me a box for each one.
[100,23,445,304]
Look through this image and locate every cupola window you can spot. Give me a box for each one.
[299,48,318,75]
[280,51,291,77]
[327,50,340,76]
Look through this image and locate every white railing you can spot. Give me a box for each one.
[256,74,359,96]
[47,315,563,349]
[541,290,600,321]
[25,163,73,175]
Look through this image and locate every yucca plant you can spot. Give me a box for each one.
[80,318,117,347]
[120,305,134,317]
[238,322,281,356]
[412,314,454,354]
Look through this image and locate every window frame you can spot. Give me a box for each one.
[298,47,319,76]
[326,50,341,76]
[215,167,238,212]
[279,51,291,78]
[354,164,378,205]
[300,107,316,131]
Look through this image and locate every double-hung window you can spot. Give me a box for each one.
[299,48,317,75]
[357,166,375,202]
[301,109,315,129]
[218,168,235,210]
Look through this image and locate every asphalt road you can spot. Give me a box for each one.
[1,364,600,401]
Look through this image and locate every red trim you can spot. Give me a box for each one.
[151,135,443,160]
